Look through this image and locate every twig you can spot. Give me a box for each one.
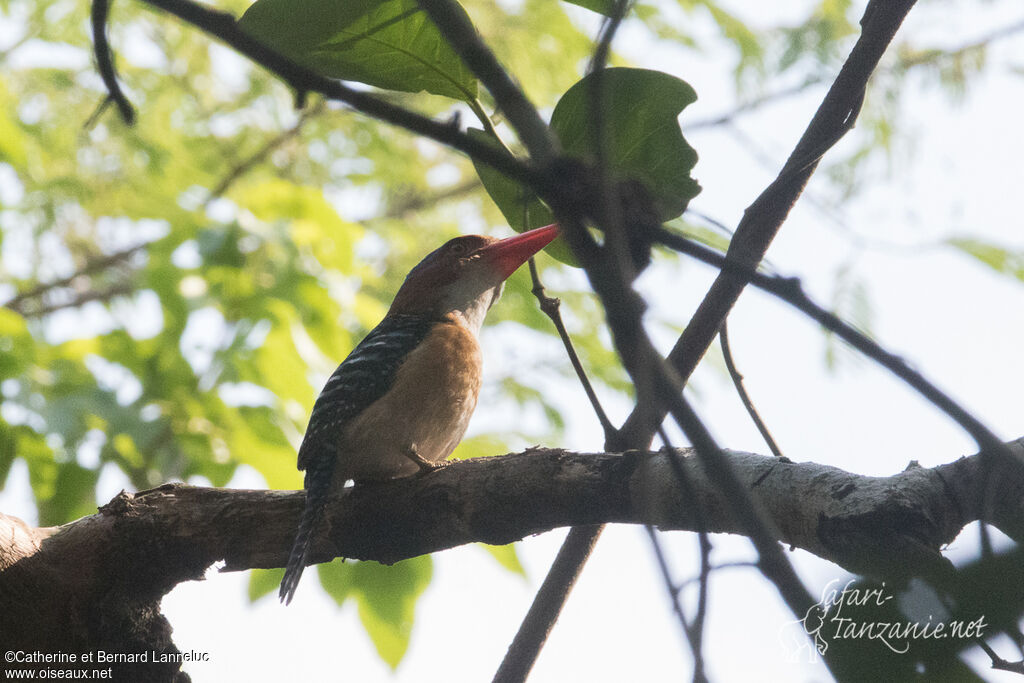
[90,0,136,125]
[587,0,635,282]
[527,259,617,444]
[415,0,557,164]
[491,525,603,683]
[685,78,826,131]
[535,6,925,670]
[685,17,1024,133]
[381,179,483,220]
[719,321,785,458]
[4,244,147,314]
[644,525,708,683]
[655,379,823,661]
[24,283,136,317]
[618,0,919,448]
[675,561,759,591]
[652,424,712,682]
[205,100,325,205]
[977,639,1024,675]
[896,17,1024,69]
[139,0,543,192]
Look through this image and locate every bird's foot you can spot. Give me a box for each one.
[404,446,449,475]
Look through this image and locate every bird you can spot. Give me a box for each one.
[279,223,560,604]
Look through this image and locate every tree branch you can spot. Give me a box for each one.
[4,244,147,314]
[91,0,136,125]
[5,443,1022,588]
[618,0,919,448]
[684,16,1024,132]
[5,441,1023,670]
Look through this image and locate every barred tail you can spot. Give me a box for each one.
[279,456,333,605]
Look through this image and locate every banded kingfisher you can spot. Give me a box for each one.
[279,223,560,604]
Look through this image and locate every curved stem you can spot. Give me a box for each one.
[719,320,785,458]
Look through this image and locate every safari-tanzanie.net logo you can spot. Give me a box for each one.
[779,578,987,663]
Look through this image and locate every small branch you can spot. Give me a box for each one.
[656,375,824,661]
[586,0,635,283]
[4,244,147,314]
[977,639,1024,676]
[380,179,482,220]
[719,320,785,458]
[654,425,712,682]
[491,524,603,683]
[415,0,557,164]
[204,100,325,205]
[685,78,826,131]
[896,17,1024,69]
[90,0,136,125]
[675,561,759,591]
[527,258,617,444]
[684,17,1024,133]
[497,238,618,683]
[25,283,136,317]
[645,525,707,683]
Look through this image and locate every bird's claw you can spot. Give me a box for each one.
[405,446,449,474]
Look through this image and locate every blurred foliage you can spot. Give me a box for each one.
[0,0,1021,669]
[315,556,433,668]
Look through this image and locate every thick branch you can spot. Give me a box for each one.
[4,441,1023,678]
[4,442,1022,592]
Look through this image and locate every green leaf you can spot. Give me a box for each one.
[317,557,432,668]
[472,69,700,268]
[947,237,1024,282]
[353,557,432,668]
[317,557,356,605]
[468,128,577,266]
[449,433,508,460]
[248,567,286,601]
[37,462,101,526]
[550,67,701,221]
[239,0,478,101]
[560,0,616,17]
[480,543,526,577]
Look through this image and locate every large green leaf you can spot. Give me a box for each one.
[239,0,478,101]
[318,556,433,668]
[468,128,577,266]
[473,69,700,267]
[550,67,701,221]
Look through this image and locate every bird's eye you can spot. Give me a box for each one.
[449,241,468,256]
